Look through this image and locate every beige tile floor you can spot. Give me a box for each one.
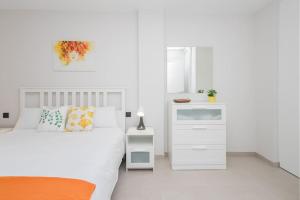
[112,155,299,200]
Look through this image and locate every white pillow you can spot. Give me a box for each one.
[15,108,42,129]
[37,106,68,132]
[94,106,118,128]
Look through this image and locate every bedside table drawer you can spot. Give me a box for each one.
[126,146,154,169]
[172,145,226,165]
[173,129,225,145]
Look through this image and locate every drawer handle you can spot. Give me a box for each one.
[191,146,207,150]
[191,107,208,110]
[192,126,207,130]
[131,149,148,152]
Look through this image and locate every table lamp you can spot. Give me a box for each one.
[137,107,145,130]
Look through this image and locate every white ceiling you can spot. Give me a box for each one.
[0,0,274,15]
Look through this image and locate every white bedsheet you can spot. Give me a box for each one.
[0,128,125,200]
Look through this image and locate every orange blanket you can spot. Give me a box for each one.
[0,176,96,200]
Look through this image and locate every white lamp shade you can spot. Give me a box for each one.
[137,106,144,117]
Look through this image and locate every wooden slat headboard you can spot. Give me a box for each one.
[19,87,126,132]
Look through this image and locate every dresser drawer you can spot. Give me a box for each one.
[174,105,225,125]
[174,125,225,145]
[174,130,225,145]
[172,145,226,165]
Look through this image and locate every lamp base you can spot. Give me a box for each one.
[137,117,146,130]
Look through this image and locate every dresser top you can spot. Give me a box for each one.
[170,101,225,105]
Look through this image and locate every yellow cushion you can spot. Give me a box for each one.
[65,106,95,132]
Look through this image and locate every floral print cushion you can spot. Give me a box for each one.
[65,106,95,132]
[38,107,68,132]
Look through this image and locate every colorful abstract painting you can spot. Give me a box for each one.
[53,41,96,71]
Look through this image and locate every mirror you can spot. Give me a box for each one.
[167,47,213,93]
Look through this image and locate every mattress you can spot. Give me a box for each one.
[0,128,125,200]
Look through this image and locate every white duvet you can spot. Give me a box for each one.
[0,128,125,200]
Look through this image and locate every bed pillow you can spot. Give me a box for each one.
[15,108,42,129]
[94,106,118,128]
[37,107,68,132]
[65,106,95,132]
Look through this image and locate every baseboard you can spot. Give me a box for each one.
[164,152,279,167]
[226,152,279,167]
[254,153,280,167]
[227,152,256,156]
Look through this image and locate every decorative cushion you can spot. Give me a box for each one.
[65,106,95,132]
[37,107,68,132]
[15,108,42,129]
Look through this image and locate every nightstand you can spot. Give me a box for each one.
[126,127,154,171]
[0,128,13,134]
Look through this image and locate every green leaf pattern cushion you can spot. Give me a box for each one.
[38,107,68,131]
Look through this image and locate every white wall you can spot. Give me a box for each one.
[0,10,167,155]
[278,0,299,176]
[165,13,256,152]
[1,6,297,160]
[299,0,300,177]
[0,11,138,128]
[253,1,279,162]
[138,10,165,155]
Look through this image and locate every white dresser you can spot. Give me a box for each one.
[168,102,226,170]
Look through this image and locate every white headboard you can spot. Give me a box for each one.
[20,87,126,132]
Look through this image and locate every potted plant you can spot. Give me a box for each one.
[207,89,217,103]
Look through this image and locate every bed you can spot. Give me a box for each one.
[0,87,126,200]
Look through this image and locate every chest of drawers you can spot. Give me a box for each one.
[168,102,226,170]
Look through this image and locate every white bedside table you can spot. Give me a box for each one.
[126,127,154,171]
[0,128,13,134]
